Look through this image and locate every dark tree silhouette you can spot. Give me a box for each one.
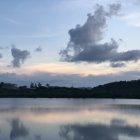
[0,80,140,98]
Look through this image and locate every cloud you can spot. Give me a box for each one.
[0,70,140,87]
[0,46,4,58]
[10,119,29,140]
[60,3,140,67]
[0,46,9,49]
[35,46,42,52]
[111,119,126,126]
[0,53,2,59]
[59,119,140,140]
[122,13,140,27]
[11,45,30,68]
[110,62,125,68]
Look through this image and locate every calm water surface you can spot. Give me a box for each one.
[0,99,140,140]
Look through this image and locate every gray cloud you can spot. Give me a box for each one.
[110,62,125,68]
[10,119,29,140]
[35,46,42,52]
[111,119,126,126]
[0,53,2,59]
[60,3,140,67]
[11,45,30,68]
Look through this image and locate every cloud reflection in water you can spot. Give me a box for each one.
[59,119,140,140]
[0,99,139,140]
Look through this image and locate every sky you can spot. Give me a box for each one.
[0,0,140,87]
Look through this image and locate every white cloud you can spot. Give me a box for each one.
[121,13,140,27]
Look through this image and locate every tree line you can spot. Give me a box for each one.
[0,79,140,98]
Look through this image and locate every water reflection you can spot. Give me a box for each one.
[10,119,29,140]
[60,119,140,140]
[35,134,41,140]
[0,99,139,140]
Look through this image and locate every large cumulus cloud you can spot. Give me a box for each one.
[60,3,140,67]
[11,45,30,68]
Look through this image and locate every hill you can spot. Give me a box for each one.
[92,80,140,98]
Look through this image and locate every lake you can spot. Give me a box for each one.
[0,99,140,140]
